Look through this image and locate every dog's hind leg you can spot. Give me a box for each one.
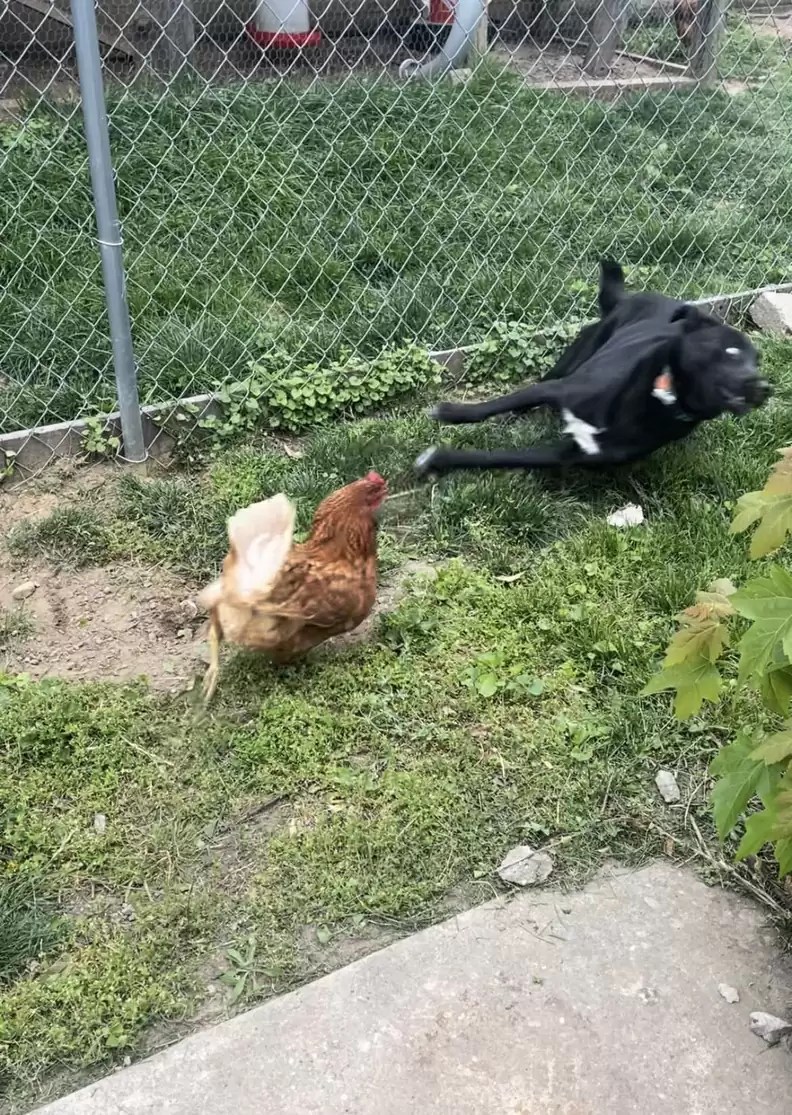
[429,382,558,426]
[415,441,580,478]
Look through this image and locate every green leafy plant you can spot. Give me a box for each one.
[81,417,120,459]
[379,599,441,653]
[219,935,282,1005]
[0,450,16,485]
[0,118,54,154]
[464,320,584,388]
[644,447,792,876]
[198,344,441,444]
[463,649,545,700]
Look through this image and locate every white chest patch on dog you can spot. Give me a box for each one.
[562,408,602,456]
[652,369,677,406]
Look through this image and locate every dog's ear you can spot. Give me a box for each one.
[671,304,706,332]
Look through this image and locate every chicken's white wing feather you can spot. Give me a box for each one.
[226,493,296,599]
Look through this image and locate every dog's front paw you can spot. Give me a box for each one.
[414,447,440,479]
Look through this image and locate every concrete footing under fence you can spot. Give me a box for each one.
[2,282,791,480]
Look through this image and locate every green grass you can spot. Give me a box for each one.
[0,606,35,648]
[3,333,792,1108]
[2,19,792,432]
[0,880,63,986]
[7,508,112,569]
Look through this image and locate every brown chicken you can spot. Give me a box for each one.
[198,471,388,700]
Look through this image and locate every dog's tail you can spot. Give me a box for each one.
[598,259,626,317]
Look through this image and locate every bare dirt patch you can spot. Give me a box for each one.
[1,462,209,689]
[0,459,120,523]
[0,559,207,690]
[0,557,434,689]
[494,39,674,84]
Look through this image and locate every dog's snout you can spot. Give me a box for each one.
[747,377,771,406]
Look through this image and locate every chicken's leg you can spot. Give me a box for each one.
[202,611,223,703]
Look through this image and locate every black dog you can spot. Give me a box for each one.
[415,261,769,478]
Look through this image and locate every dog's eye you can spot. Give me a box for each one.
[725,347,741,358]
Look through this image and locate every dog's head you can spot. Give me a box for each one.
[672,308,769,419]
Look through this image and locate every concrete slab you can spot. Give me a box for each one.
[36,862,792,1115]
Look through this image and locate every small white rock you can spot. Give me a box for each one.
[179,598,198,621]
[606,503,644,529]
[750,291,792,335]
[11,580,37,601]
[749,1011,792,1045]
[655,770,681,804]
[718,983,740,1004]
[120,902,136,922]
[93,813,107,835]
[497,845,554,887]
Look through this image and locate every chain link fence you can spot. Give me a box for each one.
[1,0,791,474]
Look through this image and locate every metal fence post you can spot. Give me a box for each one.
[70,0,146,464]
[690,0,728,83]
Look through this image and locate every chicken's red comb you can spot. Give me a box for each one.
[365,471,387,486]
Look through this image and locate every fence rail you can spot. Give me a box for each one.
[1,0,791,476]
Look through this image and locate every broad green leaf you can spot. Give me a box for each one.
[749,499,792,558]
[739,620,792,682]
[664,621,729,667]
[730,490,766,536]
[760,665,792,716]
[757,762,784,808]
[775,776,792,834]
[475,673,499,698]
[735,806,778,860]
[730,569,792,679]
[642,657,721,720]
[731,448,792,558]
[105,1022,127,1050]
[751,728,792,765]
[775,837,792,877]
[710,731,767,841]
[731,566,792,619]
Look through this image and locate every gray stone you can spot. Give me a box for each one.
[750,1010,792,1045]
[34,863,792,1115]
[93,813,106,835]
[718,982,740,1003]
[179,598,198,621]
[11,579,37,601]
[750,291,792,335]
[655,769,681,803]
[496,844,554,886]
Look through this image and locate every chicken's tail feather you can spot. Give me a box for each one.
[227,493,296,599]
